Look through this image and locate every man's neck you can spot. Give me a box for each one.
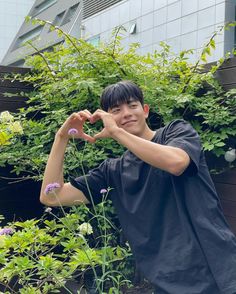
[141,127,156,141]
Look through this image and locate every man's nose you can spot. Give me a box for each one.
[122,106,132,117]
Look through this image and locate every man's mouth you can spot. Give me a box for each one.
[122,120,137,126]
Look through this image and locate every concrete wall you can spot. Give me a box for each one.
[82,0,236,63]
[0,0,35,62]
[1,0,82,66]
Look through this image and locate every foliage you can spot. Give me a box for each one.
[0,126,133,293]
[0,15,235,294]
[0,20,236,178]
[0,197,132,293]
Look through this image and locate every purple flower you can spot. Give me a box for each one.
[100,188,107,194]
[68,128,79,136]
[44,183,61,195]
[0,227,14,235]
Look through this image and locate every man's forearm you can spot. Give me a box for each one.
[112,128,190,176]
[40,133,69,202]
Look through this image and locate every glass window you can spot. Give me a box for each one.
[9,59,25,67]
[61,3,79,25]
[18,26,43,46]
[34,0,57,15]
[87,35,100,47]
[52,11,66,26]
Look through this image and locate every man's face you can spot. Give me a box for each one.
[108,99,149,136]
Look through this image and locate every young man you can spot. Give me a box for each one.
[40,80,236,294]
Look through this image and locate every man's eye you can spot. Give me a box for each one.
[130,104,137,108]
[112,108,120,113]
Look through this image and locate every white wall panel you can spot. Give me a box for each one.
[198,6,216,29]
[181,13,198,34]
[82,0,232,63]
[154,7,167,26]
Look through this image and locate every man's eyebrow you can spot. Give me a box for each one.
[110,98,137,109]
[110,104,120,109]
[127,99,137,104]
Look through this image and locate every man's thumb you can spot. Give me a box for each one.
[81,133,96,143]
[94,129,107,139]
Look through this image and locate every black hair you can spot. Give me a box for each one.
[100,80,144,111]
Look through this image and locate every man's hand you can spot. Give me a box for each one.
[57,110,95,143]
[90,109,120,140]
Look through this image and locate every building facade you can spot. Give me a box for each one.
[0,0,35,63]
[82,0,236,63]
[2,0,236,66]
[1,0,82,66]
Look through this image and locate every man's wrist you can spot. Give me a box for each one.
[55,131,69,142]
[110,127,126,140]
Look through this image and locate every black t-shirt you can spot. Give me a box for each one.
[70,119,236,294]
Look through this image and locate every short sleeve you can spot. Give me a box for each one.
[70,160,109,205]
[163,120,202,175]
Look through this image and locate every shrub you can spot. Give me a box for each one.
[0,22,235,179]
[0,19,236,293]
[0,196,132,293]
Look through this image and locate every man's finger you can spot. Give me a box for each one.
[83,109,93,115]
[90,113,101,124]
[90,109,106,123]
[77,111,92,120]
[93,129,107,139]
[81,132,96,143]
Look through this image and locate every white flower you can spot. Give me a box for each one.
[0,111,14,123]
[79,222,93,235]
[45,207,52,213]
[9,121,23,134]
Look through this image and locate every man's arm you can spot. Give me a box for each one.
[111,128,190,176]
[40,133,89,207]
[91,110,190,176]
[40,111,94,207]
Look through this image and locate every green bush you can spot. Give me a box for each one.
[0,196,132,293]
[0,18,236,294]
[0,22,236,179]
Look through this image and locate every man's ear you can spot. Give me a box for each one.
[143,104,150,118]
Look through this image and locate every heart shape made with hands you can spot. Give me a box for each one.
[68,109,117,143]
